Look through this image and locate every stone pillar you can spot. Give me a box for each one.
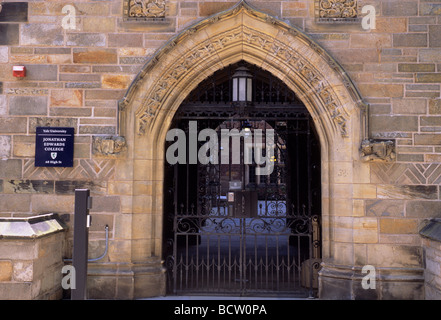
[0,214,66,300]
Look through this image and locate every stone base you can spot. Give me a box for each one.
[85,260,166,299]
[318,263,425,300]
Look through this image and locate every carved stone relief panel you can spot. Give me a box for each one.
[360,139,396,162]
[124,0,166,19]
[316,0,358,22]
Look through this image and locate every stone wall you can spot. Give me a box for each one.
[0,0,440,299]
[420,219,441,299]
[0,214,66,300]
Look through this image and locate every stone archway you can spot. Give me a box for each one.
[117,0,368,298]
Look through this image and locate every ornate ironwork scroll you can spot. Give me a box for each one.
[124,0,166,19]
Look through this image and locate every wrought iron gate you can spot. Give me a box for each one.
[163,62,321,297]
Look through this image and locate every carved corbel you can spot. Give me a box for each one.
[360,139,396,162]
[93,136,127,158]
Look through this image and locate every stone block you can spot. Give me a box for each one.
[370,115,418,133]
[0,194,30,212]
[0,118,27,134]
[359,84,403,98]
[382,1,418,16]
[108,34,143,47]
[350,34,391,49]
[55,180,107,195]
[73,49,118,64]
[396,154,424,162]
[407,201,441,218]
[79,126,116,135]
[0,24,19,45]
[31,195,73,214]
[102,74,132,89]
[420,3,441,16]
[20,24,63,46]
[367,244,422,268]
[67,33,106,47]
[416,73,441,83]
[365,199,404,217]
[377,185,438,200]
[398,63,435,73]
[380,218,418,234]
[4,180,54,194]
[12,135,34,158]
[0,136,11,158]
[414,134,441,145]
[353,217,378,244]
[392,98,426,114]
[199,2,236,16]
[0,95,6,115]
[429,99,441,114]
[421,116,441,127]
[0,47,8,63]
[0,261,13,281]
[0,2,28,22]
[83,17,116,33]
[24,65,58,81]
[29,117,78,134]
[429,25,441,47]
[375,17,407,33]
[419,49,441,62]
[59,73,100,82]
[333,49,379,64]
[60,65,91,73]
[50,90,83,107]
[9,96,47,115]
[381,281,424,300]
[119,19,176,33]
[13,261,33,282]
[353,184,376,199]
[49,107,92,117]
[393,34,427,47]
[85,90,125,100]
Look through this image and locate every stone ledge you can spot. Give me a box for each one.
[0,213,66,239]
[420,219,441,243]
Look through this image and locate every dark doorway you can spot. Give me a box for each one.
[163,61,321,297]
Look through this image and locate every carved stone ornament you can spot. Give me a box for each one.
[93,136,127,157]
[124,0,166,19]
[360,139,396,162]
[318,0,358,19]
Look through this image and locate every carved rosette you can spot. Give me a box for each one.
[124,0,166,19]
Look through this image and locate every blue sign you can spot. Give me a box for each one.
[35,127,74,167]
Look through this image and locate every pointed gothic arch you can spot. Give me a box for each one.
[116,0,369,298]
